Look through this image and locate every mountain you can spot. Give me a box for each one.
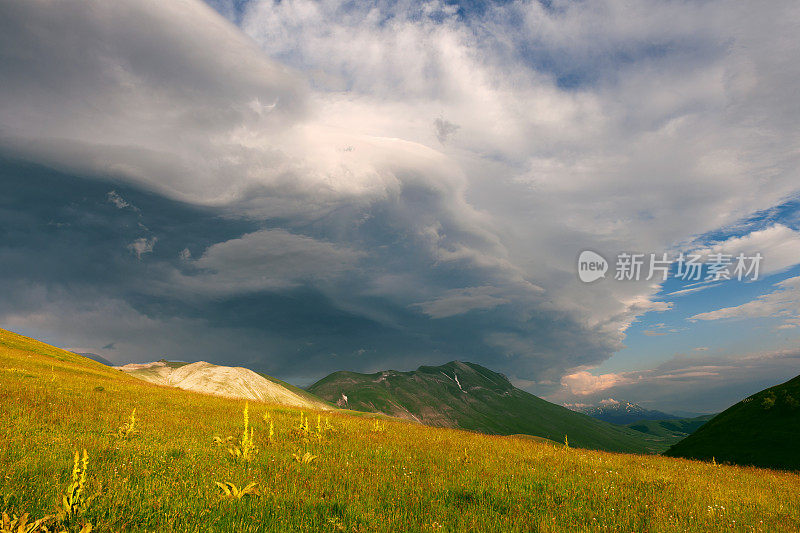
[117,360,331,410]
[577,399,678,425]
[308,361,655,453]
[77,352,114,366]
[625,414,716,449]
[669,410,713,419]
[665,375,800,470]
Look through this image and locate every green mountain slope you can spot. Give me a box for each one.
[665,375,800,470]
[626,414,715,450]
[308,361,655,453]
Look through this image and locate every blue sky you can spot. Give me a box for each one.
[1,0,798,413]
[605,200,800,374]
[599,261,800,361]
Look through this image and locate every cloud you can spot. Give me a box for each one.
[550,347,800,412]
[0,0,309,207]
[412,286,510,318]
[690,275,800,326]
[664,283,720,297]
[175,229,363,294]
[0,0,798,390]
[0,295,263,368]
[433,117,460,145]
[560,371,630,396]
[692,224,800,277]
[128,237,157,259]
[107,190,135,210]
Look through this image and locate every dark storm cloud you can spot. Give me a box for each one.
[0,155,612,382]
[2,0,799,408]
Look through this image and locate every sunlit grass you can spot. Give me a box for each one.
[1,328,799,532]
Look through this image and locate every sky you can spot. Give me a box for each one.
[1,0,799,413]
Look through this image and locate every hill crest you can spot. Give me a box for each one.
[309,360,658,453]
[665,374,800,469]
[117,360,330,410]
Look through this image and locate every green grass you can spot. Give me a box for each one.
[2,328,800,532]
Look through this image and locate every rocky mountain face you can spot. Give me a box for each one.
[117,360,330,410]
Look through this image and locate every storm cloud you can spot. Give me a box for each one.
[1,0,799,407]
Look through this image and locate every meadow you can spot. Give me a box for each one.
[1,328,799,532]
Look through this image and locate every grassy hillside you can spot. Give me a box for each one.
[308,361,659,453]
[665,375,800,470]
[626,415,715,450]
[2,328,800,532]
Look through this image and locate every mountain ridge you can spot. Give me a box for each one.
[118,360,331,410]
[308,360,660,453]
[575,399,679,425]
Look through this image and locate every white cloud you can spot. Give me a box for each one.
[128,237,157,259]
[690,275,800,326]
[0,0,308,207]
[692,224,800,276]
[107,190,134,210]
[235,0,800,354]
[560,370,630,396]
[665,283,720,297]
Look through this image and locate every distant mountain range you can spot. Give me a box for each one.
[574,399,679,425]
[307,361,659,453]
[668,410,712,419]
[665,374,800,470]
[117,360,331,410]
[112,353,797,466]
